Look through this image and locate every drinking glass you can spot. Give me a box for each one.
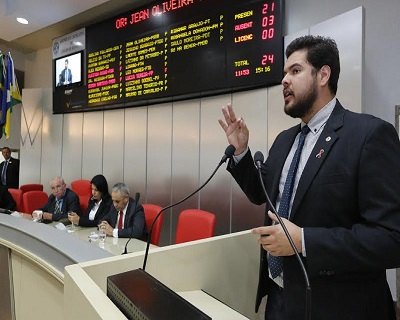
[88,231,99,243]
[68,211,76,232]
[98,225,106,243]
[32,210,43,222]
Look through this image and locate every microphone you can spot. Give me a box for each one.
[254,151,312,320]
[142,144,236,270]
[254,151,264,169]
[122,192,141,255]
[219,144,236,165]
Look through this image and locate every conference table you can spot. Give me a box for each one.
[11,211,151,256]
[41,216,151,256]
[74,225,151,256]
[0,211,153,320]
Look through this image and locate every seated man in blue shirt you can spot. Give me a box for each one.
[41,176,80,222]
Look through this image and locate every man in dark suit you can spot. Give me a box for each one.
[41,176,80,222]
[0,147,20,189]
[219,35,400,319]
[100,182,146,239]
[59,59,72,85]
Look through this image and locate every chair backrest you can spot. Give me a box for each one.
[22,190,48,214]
[175,209,216,244]
[142,203,163,246]
[19,183,44,193]
[79,194,91,215]
[71,180,91,214]
[8,188,23,212]
[70,179,91,197]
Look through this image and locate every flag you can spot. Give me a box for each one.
[0,53,22,139]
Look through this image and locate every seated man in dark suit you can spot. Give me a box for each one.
[99,182,146,239]
[41,176,80,222]
[0,185,16,211]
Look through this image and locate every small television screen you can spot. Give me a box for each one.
[54,51,83,88]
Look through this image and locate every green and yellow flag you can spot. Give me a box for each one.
[0,53,22,139]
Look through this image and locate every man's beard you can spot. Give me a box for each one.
[284,82,317,119]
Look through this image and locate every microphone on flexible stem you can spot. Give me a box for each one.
[254,151,312,320]
[142,144,236,271]
[122,192,141,255]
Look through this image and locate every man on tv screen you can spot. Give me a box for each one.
[58,59,72,85]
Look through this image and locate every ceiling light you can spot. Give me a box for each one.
[16,17,29,25]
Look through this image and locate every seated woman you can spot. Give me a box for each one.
[68,174,112,227]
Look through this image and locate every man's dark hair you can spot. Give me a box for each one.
[286,35,340,94]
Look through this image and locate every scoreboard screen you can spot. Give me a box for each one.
[54,0,283,113]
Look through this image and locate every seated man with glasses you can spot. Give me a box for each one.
[41,176,80,222]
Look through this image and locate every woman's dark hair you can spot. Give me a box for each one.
[286,35,340,94]
[90,174,110,200]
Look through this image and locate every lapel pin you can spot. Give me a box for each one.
[325,136,331,142]
[316,149,325,159]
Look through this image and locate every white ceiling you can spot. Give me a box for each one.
[0,0,150,53]
[0,0,110,42]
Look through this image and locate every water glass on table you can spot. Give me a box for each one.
[67,211,76,232]
[32,210,43,222]
[98,224,106,243]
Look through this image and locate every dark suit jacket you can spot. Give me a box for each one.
[0,157,20,188]
[60,68,72,84]
[41,188,80,221]
[78,195,112,227]
[229,102,400,320]
[0,185,16,211]
[102,198,147,239]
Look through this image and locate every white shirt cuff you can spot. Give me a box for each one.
[113,228,119,238]
[232,146,249,163]
[301,228,306,257]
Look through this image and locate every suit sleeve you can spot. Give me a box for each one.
[118,204,146,239]
[40,195,53,213]
[228,149,267,205]
[101,206,118,230]
[79,198,112,227]
[65,191,81,215]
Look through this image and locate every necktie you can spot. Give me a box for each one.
[117,211,124,229]
[269,125,310,279]
[54,199,61,214]
[1,160,8,185]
